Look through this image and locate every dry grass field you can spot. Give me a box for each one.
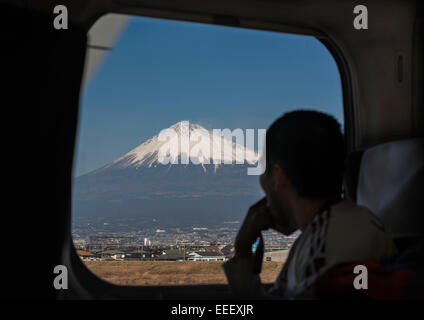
[84,260,284,286]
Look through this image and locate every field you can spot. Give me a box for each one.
[84,260,284,286]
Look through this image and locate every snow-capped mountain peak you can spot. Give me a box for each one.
[104,121,261,171]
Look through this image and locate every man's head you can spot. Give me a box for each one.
[259,110,345,229]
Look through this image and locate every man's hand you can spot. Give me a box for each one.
[233,197,274,260]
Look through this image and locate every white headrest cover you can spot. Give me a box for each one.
[357,137,424,238]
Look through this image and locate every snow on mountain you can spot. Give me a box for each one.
[100,121,261,172]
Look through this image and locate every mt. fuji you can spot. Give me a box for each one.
[72,122,264,226]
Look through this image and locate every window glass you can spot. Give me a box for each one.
[72,14,343,286]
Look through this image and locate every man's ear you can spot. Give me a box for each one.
[273,164,288,189]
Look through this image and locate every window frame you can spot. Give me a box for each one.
[65,10,352,300]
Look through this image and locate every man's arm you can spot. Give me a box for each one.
[222,255,264,298]
[222,198,275,298]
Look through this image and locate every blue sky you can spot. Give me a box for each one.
[74,16,343,177]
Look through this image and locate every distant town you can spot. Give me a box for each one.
[72,217,299,262]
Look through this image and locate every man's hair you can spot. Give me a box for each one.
[266,110,345,199]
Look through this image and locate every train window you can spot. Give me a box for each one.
[72,13,343,286]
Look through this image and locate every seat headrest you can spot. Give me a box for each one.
[357,137,424,239]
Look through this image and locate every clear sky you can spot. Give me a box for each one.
[74,16,343,177]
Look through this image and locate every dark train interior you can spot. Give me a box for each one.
[1,0,422,299]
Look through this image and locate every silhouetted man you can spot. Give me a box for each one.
[223,110,397,299]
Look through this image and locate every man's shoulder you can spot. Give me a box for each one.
[330,199,385,231]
